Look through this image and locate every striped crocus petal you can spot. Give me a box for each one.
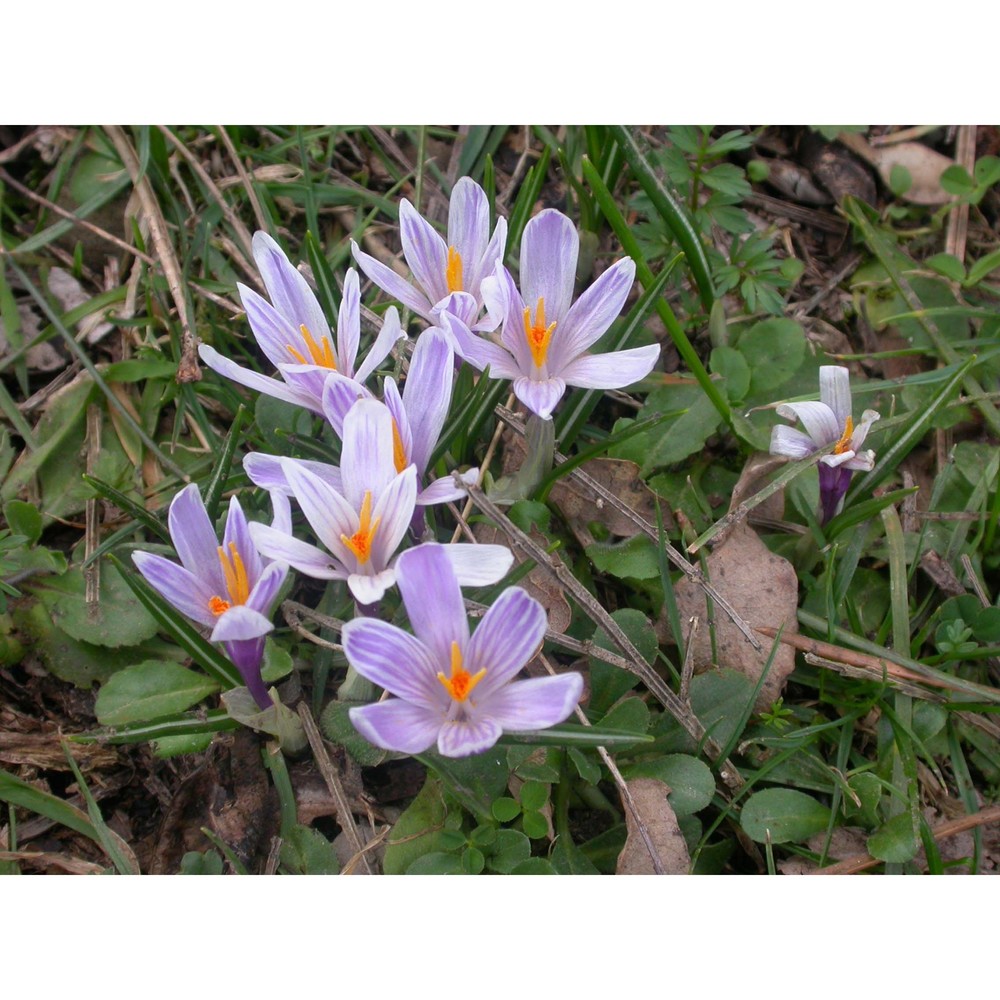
[343,542,581,759]
[243,452,344,498]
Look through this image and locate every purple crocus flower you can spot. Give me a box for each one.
[199,231,404,416]
[769,365,880,524]
[351,177,506,331]
[131,484,288,709]
[249,398,417,606]
[443,208,660,420]
[345,543,583,758]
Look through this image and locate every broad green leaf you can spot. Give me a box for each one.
[867,811,918,863]
[710,345,751,402]
[152,733,216,758]
[586,534,660,581]
[407,852,464,875]
[383,775,452,875]
[589,608,650,713]
[740,787,831,844]
[925,253,966,283]
[625,754,715,817]
[95,660,219,726]
[280,824,340,875]
[487,829,532,873]
[737,317,806,395]
[3,500,42,545]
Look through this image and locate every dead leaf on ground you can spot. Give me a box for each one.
[837,131,955,206]
[474,520,571,634]
[668,523,799,712]
[616,777,691,875]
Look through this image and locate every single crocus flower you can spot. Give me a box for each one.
[345,543,583,758]
[769,365,880,523]
[351,177,506,331]
[132,484,288,709]
[249,398,417,606]
[199,231,404,416]
[444,208,660,420]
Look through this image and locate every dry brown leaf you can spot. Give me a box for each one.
[616,778,691,875]
[473,520,572,634]
[837,132,955,206]
[669,523,799,711]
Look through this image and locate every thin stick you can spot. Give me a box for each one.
[216,125,268,236]
[296,702,373,875]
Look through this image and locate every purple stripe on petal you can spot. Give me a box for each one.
[348,567,397,606]
[775,401,841,448]
[520,209,578,324]
[395,543,470,666]
[354,306,405,386]
[249,521,350,581]
[382,378,412,466]
[167,484,226,594]
[557,344,659,391]
[321,371,373,437]
[819,366,852,428]
[549,257,636,369]
[416,474,473,506]
[342,618,441,705]
[131,551,217,627]
[471,216,507,305]
[244,452,343,497]
[351,242,433,319]
[280,459,358,557]
[349,700,441,755]
[467,586,547,697]
[199,345,318,411]
[341,399,397,510]
[437,715,503,758]
[252,232,331,355]
[404,327,453,476]
[447,178,489,285]
[369,466,417,569]
[237,284,302,371]
[222,496,263,589]
[399,199,450,304]
[512,376,565,421]
[481,673,583,731]
[247,560,287,617]
[769,424,816,459]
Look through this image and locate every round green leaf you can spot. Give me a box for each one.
[522,810,549,840]
[519,780,549,812]
[487,829,532,874]
[740,788,831,844]
[491,797,521,823]
[972,606,1000,643]
[407,852,464,875]
[95,660,218,726]
[737,318,806,395]
[625,753,715,817]
[462,847,486,874]
[510,857,556,874]
[710,345,751,402]
[867,812,918,864]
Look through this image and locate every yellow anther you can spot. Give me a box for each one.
[217,543,250,606]
[523,297,557,368]
[446,246,464,294]
[340,491,382,565]
[391,419,409,474]
[436,641,487,703]
[833,415,854,455]
[287,324,337,368]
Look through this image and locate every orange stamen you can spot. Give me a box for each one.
[287,323,337,368]
[217,543,250,605]
[436,641,487,703]
[208,596,231,616]
[523,297,557,368]
[446,246,464,294]
[833,415,854,455]
[391,419,409,474]
[340,491,382,565]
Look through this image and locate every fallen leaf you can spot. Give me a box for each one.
[668,523,799,712]
[837,132,955,206]
[616,777,691,875]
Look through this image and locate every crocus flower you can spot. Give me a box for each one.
[249,398,417,606]
[345,543,583,758]
[199,231,404,416]
[351,177,506,330]
[444,208,660,420]
[769,365,880,523]
[132,484,288,709]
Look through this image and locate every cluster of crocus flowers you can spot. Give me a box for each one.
[769,365,880,524]
[345,544,583,757]
[135,176,669,754]
[132,484,288,709]
[443,208,661,420]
